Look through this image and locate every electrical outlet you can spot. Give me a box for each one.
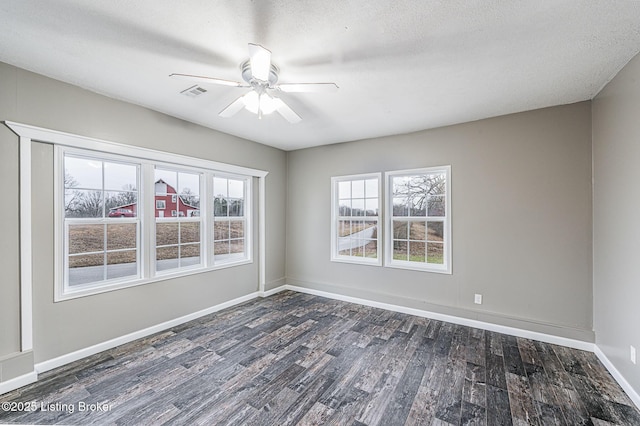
[474,294,482,305]
[631,345,637,365]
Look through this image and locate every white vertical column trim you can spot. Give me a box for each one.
[259,176,266,293]
[19,136,33,352]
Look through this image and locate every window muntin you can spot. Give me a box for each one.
[57,144,257,300]
[387,167,450,273]
[213,176,248,263]
[154,168,202,273]
[332,174,381,264]
[63,154,140,288]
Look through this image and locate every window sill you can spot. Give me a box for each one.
[55,259,253,302]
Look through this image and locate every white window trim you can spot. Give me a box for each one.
[4,121,268,304]
[211,172,252,267]
[384,166,452,274]
[331,173,382,266]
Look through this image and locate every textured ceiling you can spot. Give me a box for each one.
[1,1,640,151]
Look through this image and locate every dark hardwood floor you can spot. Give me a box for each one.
[1,290,639,425]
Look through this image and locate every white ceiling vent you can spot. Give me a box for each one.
[180,85,207,97]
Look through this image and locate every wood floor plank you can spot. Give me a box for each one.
[1,290,638,426]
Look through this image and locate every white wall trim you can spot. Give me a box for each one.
[4,121,268,178]
[0,371,38,396]
[18,136,33,352]
[259,176,266,293]
[282,284,594,351]
[594,345,640,409]
[35,291,259,374]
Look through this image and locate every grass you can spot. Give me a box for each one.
[68,221,243,268]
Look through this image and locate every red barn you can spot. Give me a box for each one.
[109,179,199,218]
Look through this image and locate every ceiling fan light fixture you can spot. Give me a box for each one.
[259,93,277,115]
[242,91,259,114]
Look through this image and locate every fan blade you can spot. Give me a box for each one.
[248,43,272,81]
[170,73,243,87]
[273,98,302,123]
[219,96,246,117]
[277,83,339,93]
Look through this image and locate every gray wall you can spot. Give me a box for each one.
[593,52,640,394]
[286,102,593,341]
[0,62,287,378]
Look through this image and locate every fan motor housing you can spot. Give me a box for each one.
[241,60,279,86]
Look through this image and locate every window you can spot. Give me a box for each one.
[331,174,381,264]
[54,141,260,301]
[154,168,202,273]
[63,153,140,288]
[386,167,451,273]
[213,176,249,263]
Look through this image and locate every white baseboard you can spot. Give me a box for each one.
[594,346,640,409]
[283,284,594,352]
[35,291,260,374]
[12,283,640,412]
[0,371,38,396]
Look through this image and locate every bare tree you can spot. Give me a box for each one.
[393,174,445,216]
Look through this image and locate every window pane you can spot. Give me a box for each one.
[181,243,200,260]
[64,156,102,190]
[427,221,444,242]
[365,198,379,216]
[409,222,426,241]
[68,253,105,286]
[365,179,378,198]
[155,169,177,191]
[106,191,137,216]
[214,197,227,217]
[409,200,426,217]
[230,221,244,239]
[392,197,408,216]
[408,241,426,263]
[392,176,410,197]
[213,177,228,197]
[106,251,137,280]
[230,239,244,254]
[339,200,351,216]
[68,224,104,254]
[107,223,137,250]
[338,220,351,237]
[214,221,229,241]
[427,243,444,264]
[228,179,244,199]
[338,181,351,199]
[156,246,179,271]
[180,222,200,244]
[228,199,244,216]
[65,190,103,218]
[352,199,365,216]
[393,221,408,239]
[352,180,365,198]
[214,241,229,255]
[104,162,137,192]
[179,172,200,196]
[156,222,179,246]
[393,241,408,261]
[364,240,377,258]
[428,195,445,217]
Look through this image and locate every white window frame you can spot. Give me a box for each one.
[212,173,252,266]
[38,129,265,301]
[156,200,166,210]
[331,173,382,265]
[61,149,143,294]
[153,166,206,275]
[385,166,451,274]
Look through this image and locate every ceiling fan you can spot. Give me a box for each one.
[170,43,338,123]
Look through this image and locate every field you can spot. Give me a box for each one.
[68,221,244,268]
